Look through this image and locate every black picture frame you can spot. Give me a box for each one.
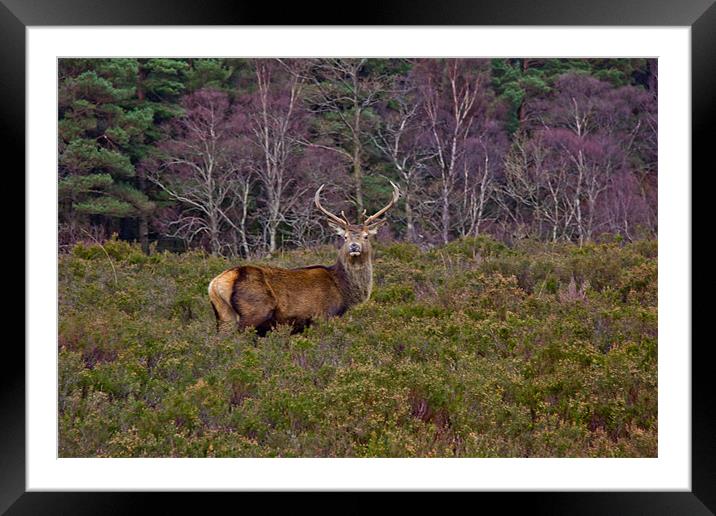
[7,0,708,513]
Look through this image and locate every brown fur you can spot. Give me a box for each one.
[208,243,374,336]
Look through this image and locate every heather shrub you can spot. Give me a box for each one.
[59,236,657,457]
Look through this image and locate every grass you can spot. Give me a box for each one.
[58,235,657,457]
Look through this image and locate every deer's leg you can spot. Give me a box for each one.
[236,305,275,334]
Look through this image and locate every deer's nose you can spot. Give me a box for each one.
[348,243,361,254]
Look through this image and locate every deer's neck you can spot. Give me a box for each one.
[335,252,373,307]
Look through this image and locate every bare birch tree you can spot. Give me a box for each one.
[246,59,308,254]
[418,59,489,244]
[148,89,252,256]
[373,84,432,242]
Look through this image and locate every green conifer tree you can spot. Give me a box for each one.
[491,58,649,134]
[59,59,156,250]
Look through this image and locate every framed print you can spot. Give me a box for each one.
[8,0,709,512]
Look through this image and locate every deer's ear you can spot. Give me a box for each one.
[328,221,346,236]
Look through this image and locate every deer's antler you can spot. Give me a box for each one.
[363,181,400,228]
[314,185,350,228]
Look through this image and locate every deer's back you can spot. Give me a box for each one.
[223,264,346,323]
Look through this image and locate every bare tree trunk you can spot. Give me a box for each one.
[352,143,364,216]
[574,160,584,246]
[441,184,450,244]
[209,214,220,255]
[352,101,364,215]
[405,189,417,242]
[552,202,559,242]
[239,180,250,258]
[268,223,278,255]
[474,160,490,236]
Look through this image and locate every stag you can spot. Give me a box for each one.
[208,181,400,335]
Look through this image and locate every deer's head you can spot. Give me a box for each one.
[314,181,400,261]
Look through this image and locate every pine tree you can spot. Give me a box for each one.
[58,58,196,252]
[59,59,156,250]
[185,58,234,92]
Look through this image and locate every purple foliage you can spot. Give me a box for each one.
[518,73,657,241]
[140,62,657,254]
